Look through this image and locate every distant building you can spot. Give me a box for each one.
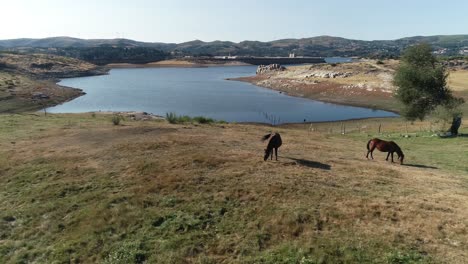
[289,53,296,58]
[432,48,448,55]
[214,54,238,59]
[459,48,468,55]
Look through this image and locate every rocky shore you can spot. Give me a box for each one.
[231,60,402,113]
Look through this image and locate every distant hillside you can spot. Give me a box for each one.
[0,53,106,78]
[0,37,173,49]
[1,35,468,59]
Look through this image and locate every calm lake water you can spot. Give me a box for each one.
[48,66,397,123]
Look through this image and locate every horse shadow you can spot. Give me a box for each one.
[402,164,438,169]
[285,157,331,170]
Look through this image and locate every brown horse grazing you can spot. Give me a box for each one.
[262,133,282,161]
[366,138,405,164]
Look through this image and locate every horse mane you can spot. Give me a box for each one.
[261,133,272,142]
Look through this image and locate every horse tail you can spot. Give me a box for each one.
[261,133,272,141]
[367,139,372,150]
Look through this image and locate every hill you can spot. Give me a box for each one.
[0,53,106,112]
[1,35,468,58]
[232,59,402,113]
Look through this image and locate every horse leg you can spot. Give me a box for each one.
[275,147,278,161]
[367,147,375,159]
[270,149,273,160]
[366,144,373,159]
[391,152,394,163]
[386,152,390,161]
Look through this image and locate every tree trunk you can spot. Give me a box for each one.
[449,117,462,136]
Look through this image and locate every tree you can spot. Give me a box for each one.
[393,43,463,121]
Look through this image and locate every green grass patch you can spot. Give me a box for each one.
[165,112,225,124]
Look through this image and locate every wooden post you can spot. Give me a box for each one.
[378,123,382,134]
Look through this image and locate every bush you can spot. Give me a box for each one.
[165,112,222,124]
[112,115,123,125]
[165,112,178,124]
[193,116,215,124]
[376,60,384,65]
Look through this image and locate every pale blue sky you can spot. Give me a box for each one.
[1,0,467,42]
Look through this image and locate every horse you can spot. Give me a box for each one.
[262,133,282,161]
[366,138,404,164]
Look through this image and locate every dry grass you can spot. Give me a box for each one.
[448,70,468,92]
[0,114,467,263]
[235,62,468,115]
[0,72,84,113]
[233,60,403,113]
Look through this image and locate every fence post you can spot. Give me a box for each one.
[378,123,382,134]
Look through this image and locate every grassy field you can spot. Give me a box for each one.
[0,113,467,263]
[1,60,467,263]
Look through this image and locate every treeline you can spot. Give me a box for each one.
[52,46,169,65]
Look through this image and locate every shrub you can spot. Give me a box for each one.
[165,112,178,124]
[376,60,384,65]
[166,112,222,124]
[112,115,123,125]
[193,116,215,124]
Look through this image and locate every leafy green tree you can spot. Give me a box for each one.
[393,43,463,121]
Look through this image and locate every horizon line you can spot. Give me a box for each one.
[1,33,468,45]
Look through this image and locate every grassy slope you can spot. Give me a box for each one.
[1,114,467,263]
[0,72,84,113]
[0,53,106,113]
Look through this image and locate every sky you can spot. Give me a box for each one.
[1,0,468,43]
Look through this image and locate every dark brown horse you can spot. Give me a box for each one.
[366,138,405,164]
[262,133,282,161]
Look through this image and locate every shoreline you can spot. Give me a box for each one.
[228,76,401,115]
[37,111,400,127]
[42,66,400,125]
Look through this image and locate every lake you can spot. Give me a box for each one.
[48,66,397,123]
